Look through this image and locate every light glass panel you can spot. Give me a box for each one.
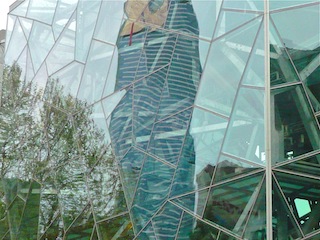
[269,0,319,10]
[223,0,264,11]
[27,0,57,25]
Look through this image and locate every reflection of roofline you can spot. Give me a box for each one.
[10,0,25,11]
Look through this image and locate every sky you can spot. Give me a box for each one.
[0,0,16,30]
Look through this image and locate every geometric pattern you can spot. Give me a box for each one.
[1,0,320,239]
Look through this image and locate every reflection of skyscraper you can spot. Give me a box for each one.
[2,0,320,239]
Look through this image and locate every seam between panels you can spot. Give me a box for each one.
[264,0,273,239]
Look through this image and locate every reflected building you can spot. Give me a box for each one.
[1,0,320,240]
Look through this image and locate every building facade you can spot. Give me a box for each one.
[1,0,320,239]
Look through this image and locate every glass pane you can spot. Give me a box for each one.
[136,222,157,240]
[131,156,175,232]
[148,108,192,165]
[272,175,303,239]
[270,22,300,86]
[52,0,78,39]
[29,22,55,72]
[75,0,100,62]
[19,17,33,40]
[50,61,85,98]
[269,0,318,10]
[223,0,264,11]
[274,171,320,236]
[193,0,222,40]
[214,10,260,38]
[46,13,76,76]
[133,67,167,150]
[119,148,146,207]
[27,0,57,24]
[97,213,134,239]
[152,203,183,239]
[223,87,265,165]
[10,0,29,18]
[278,153,320,178]
[204,173,264,234]
[77,41,115,104]
[176,211,220,240]
[196,18,261,117]
[94,1,124,44]
[271,85,320,165]
[271,5,320,112]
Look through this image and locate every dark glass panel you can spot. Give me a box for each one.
[171,189,209,217]
[176,211,220,240]
[278,154,320,178]
[148,108,192,165]
[152,202,183,239]
[272,175,303,239]
[271,85,320,165]
[204,173,264,235]
[119,148,146,208]
[214,154,262,184]
[274,171,320,235]
[269,22,300,86]
[65,205,94,240]
[133,67,168,150]
[131,156,174,232]
[243,181,266,240]
[136,222,157,240]
[97,213,134,240]
[39,216,64,240]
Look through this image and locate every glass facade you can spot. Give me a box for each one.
[1,0,319,239]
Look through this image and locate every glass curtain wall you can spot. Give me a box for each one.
[1,0,319,239]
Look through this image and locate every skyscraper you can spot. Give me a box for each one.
[1,0,319,239]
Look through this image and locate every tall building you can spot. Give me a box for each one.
[1,0,319,239]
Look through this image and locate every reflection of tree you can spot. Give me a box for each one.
[0,64,126,239]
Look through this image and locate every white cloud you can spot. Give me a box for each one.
[0,0,17,30]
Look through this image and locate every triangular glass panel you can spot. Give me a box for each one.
[19,181,41,240]
[52,0,78,40]
[50,61,84,98]
[15,45,28,81]
[46,12,76,76]
[133,67,168,150]
[213,154,263,184]
[28,22,55,73]
[38,180,60,238]
[271,84,320,165]
[32,63,48,92]
[102,90,126,120]
[10,0,29,18]
[25,46,35,82]
[242,21,265,87]
[27,0,57,25]
[223,0,264,11]
[171,189,209,217]
[131,156,175,232]
[272,175,303,239]
[39,215,64,240]
[77,41,115,104]
[103,47,119,96]
[119,147,146,208]
[65,204,94,239]
[204,172,264,235]
[243,180,266,239]
[75,1,100,62]
[5,15,17,51]
[214,10,260,38]
[109,87,134,159]
[152,202,183,239]
[19,17,33,40]
[269,21,300,86]
[278,153,320,178]
[269,1,318,10]
[274,171,320,235]
[148,108,192,165]
[5,18,27,67]
[136,222,157,240]
[87,150,128,222]
[176,211,220,239]
[96,213,134,240]
[94,0,123,44]
[196,17,262,117]
[222,87,265,165]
